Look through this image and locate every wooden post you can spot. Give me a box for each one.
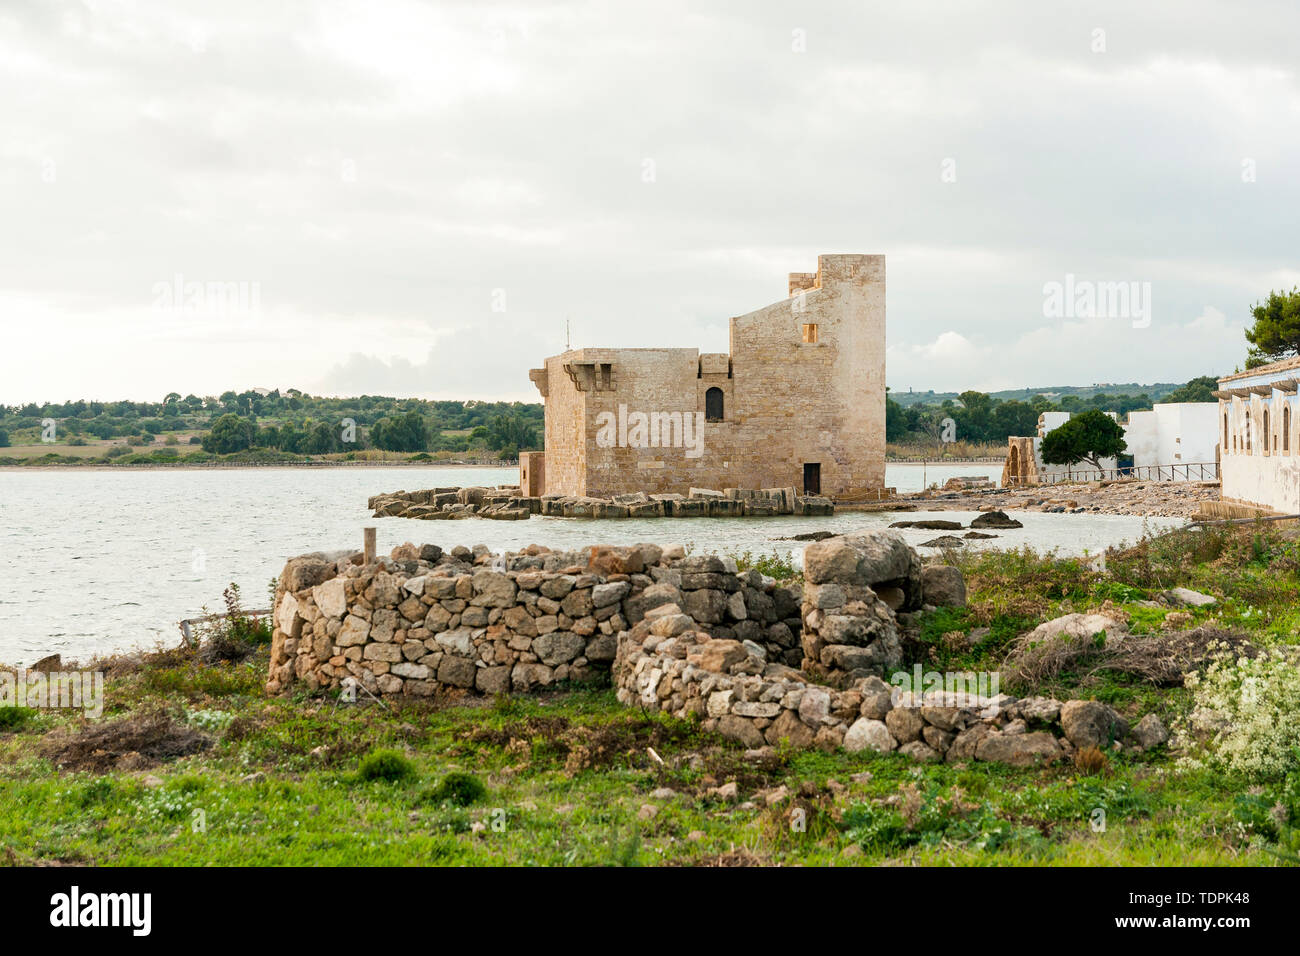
[363,527,377,565]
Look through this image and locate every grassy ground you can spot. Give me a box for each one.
[1,523,1297,866]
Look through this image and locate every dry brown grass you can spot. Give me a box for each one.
[1074,745,1110,776]
[1002,624,1254,690]
[41,710,211,773]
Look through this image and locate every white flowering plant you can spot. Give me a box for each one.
[1179,643,1300,781]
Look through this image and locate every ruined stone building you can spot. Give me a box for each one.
[525,254,886,499]
[1216,357,1300,515]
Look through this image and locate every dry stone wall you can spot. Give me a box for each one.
[614,618,1166,763]
[267,530,1169,766]
[266,542,802,698]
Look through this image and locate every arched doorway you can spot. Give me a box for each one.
[705,387,724,422]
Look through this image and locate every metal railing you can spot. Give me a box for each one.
[178,608,271,646]
[1005,461,1219,486]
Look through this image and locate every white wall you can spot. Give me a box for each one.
[1221,390,1300,513]
[1037,411,1070,437]
[1152,403,1218,467]
[1032,403,1217,481]
[1221,454,1300,513]
[1124,410,1158,467]
[1121,402,1218,471]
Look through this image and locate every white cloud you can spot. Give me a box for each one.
[889,306,1245,392]
[1,0,1297,403]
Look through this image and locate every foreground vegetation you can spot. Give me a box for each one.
[2,522,1298,866]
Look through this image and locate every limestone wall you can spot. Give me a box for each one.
[528,255,886,499]
[612,531,1167,764]
[266,542,802,698]
[266,530,1170,766]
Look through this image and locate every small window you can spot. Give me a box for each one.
[1286,406,1292,453]
[802,323,819,343]
[705,387,724,422]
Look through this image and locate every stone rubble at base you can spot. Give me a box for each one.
[368,485,835,521]
[266,530,1168,765]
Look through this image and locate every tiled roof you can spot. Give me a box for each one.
[1218,354,1300,385]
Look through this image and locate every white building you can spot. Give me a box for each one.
[1217,358,1300,515]
[1004,403,1218,485]
[1035,410,1117,481]
[1124,403,1220,471]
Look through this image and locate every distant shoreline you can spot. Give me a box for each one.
[0,459,999,473]
[885,458,1002,465]
[0,460,515,472]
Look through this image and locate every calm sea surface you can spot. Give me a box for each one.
[0,464,1177,664]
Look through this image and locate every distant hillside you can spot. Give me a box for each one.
[889,382,1185,408]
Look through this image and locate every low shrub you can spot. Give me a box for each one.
[422,771,487,807]
[1179,645,1300,780]
[356,749,417,783]
[0,706,38,731]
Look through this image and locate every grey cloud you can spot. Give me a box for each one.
[1,0,1297,402]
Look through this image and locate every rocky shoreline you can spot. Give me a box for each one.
[905,478,1219,519]
[369,485,837,521]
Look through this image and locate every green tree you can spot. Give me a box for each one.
[1040,410,1127,471]
[486,412,536,458]
[953,390,994,443]
[991,400,1039,440]
[370,410,428,452]
[302,421,339,454]
[885,393,908,442]
[202,414,256,454]
[1245,287,1300,366]
[0,428,8,448]
[1163,375,1218,404]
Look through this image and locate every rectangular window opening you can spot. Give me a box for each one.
[802,323,819,343]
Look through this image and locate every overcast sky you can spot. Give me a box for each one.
[2,0,1298,405]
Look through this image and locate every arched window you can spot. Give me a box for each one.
[1224,413,1230,454]
[705,387,724,422]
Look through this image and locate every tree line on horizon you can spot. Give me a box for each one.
[0,390,542,459]
[885,376,1218,446]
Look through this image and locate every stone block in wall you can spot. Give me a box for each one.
[689,487,725,499]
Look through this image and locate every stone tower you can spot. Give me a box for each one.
[528,254,886,499]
